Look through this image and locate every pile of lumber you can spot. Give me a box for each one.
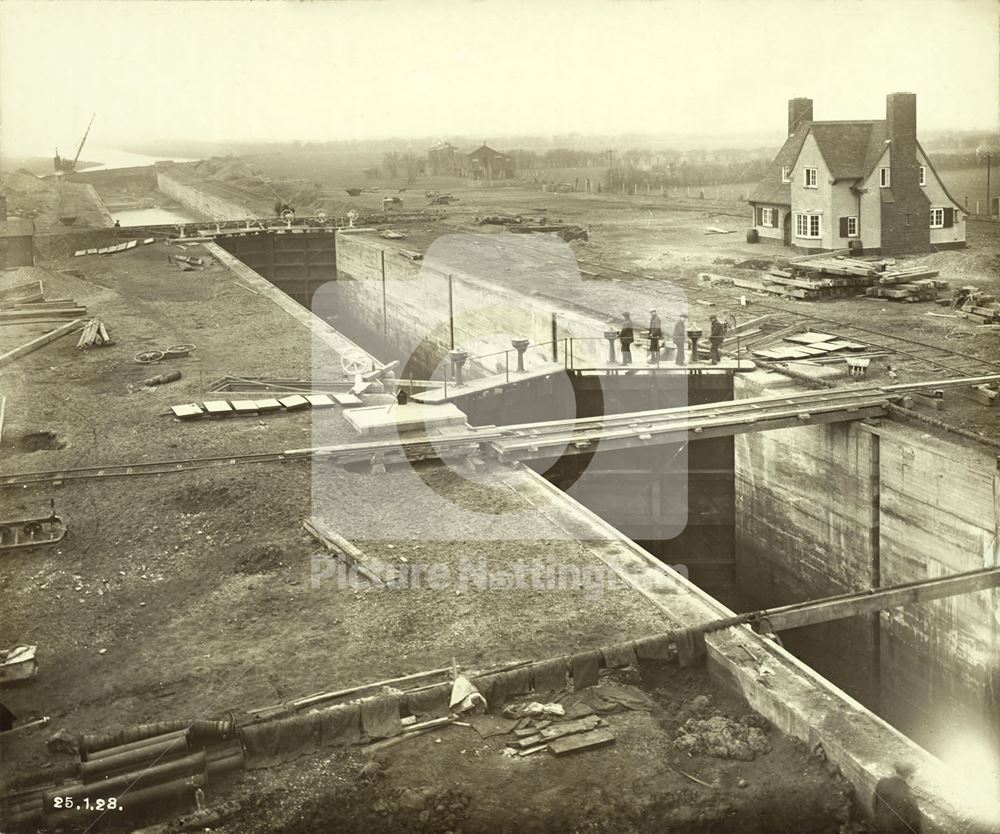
[76,319,113,349]
[729,255,947,302]
[0,280,87,323]
[72,238,155,257]
[961,303,1000,324]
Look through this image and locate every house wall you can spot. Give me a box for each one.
[859,149,887,252]
[830,181,861,246]
[752,203,785,241]
[918,148,967,248]
[789,133,832,250]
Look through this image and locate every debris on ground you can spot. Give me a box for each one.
[674,714,772,761]
[45,728,77,755]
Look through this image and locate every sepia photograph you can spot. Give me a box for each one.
[0,1,998,832]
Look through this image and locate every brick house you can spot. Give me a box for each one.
[748,93,966,255]
[427,142,459,176]
[461,144,516,180]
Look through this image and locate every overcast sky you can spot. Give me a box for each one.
[1,0,997,155]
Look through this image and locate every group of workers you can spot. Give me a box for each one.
[617,309,725,366]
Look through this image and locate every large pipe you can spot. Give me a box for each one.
[81,720,192,758]
[86,728,188,761]
[47,752,207,806]
[81,735,189,782]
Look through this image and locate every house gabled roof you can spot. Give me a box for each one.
[748,127,810,206]
[807,121,888,181]
[917,140,969,214]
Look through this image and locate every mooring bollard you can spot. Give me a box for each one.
[449,348,469,387]
[512,338,529,373]
[687,328,703,364]
[604,330,619,365]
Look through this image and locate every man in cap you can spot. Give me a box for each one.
[672,313,688,366]
[709,314,726,365]
[647,309,662,364]
[619,312,634,365]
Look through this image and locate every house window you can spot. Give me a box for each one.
[761,207,773,226]
[880,167,891,188]
[919,166,926,186]
[930,208,944,228]
[781,166,791,183]
[804,167,817,188]
[795,213,821,238]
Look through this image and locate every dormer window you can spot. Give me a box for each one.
[880,167,891,188]
[781,166,791,183]
[803,167,817,188]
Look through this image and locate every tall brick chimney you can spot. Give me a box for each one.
[881,92,930,254]
[788,98,813,136]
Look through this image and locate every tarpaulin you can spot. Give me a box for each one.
[675,628,707,667]
[402,684,450,720]
[531,656,568,693]
[240,713,322,769]
[633,633,675,661]
[571,651,601,690]
[600,642,638,669]
[361,693,404,740]
[317,703,362,747]
[474,673,509,714]
[576,685,655,714]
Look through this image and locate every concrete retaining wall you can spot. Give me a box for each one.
[156,171,257,222]
[735,372,1000,764]
[333,232,608,378]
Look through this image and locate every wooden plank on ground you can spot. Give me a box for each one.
[0,280,43,304]
[0,319,86,369]
[303,517,399,583]
[548,728,617,756]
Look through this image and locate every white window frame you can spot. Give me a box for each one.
[880,167,891,188]
[803,167,817,189]
[929,207,944,228]
[795,213,822,239]
[919,166,927,186]
[761,207,773,227]
[781,166,791,183]
[847,216,858,237]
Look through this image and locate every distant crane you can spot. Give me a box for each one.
[53,113,95,174]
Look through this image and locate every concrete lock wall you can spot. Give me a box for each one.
[734,372,1000,758]
[156,171,259,222]
[333,232,608,377]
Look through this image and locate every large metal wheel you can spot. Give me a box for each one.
[134,350,164,364]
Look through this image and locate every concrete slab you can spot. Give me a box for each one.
[231,400,259,415]
[278,395,310,410]
[343,402,469,437]
[203,400,234,415]
[171,403,203,419]
[255,398,282,412]
[332,392,364,407]
[305,394,335,408]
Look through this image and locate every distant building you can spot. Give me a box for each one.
[748,93,966,255]
[427,142,459,176]
[461,144,516,181]
[0,196,35,268]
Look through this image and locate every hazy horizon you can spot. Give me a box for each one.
[1,0,998,157]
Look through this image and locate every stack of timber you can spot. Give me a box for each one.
[708,255,947,303]
[0,281,87,325]
[961,302,1000,325]
[76,319,113,349]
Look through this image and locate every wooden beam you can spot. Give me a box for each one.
[0,319,86,369]
[764,567,1000,631]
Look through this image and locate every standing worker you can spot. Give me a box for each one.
[709,314,725,365]
[647,309,662,364]
[672,313,687,366]
[619,312,635,365]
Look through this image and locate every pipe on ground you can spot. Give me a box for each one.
[48,752,207,805]
[81,720,192,759]
[80,735,189,782]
